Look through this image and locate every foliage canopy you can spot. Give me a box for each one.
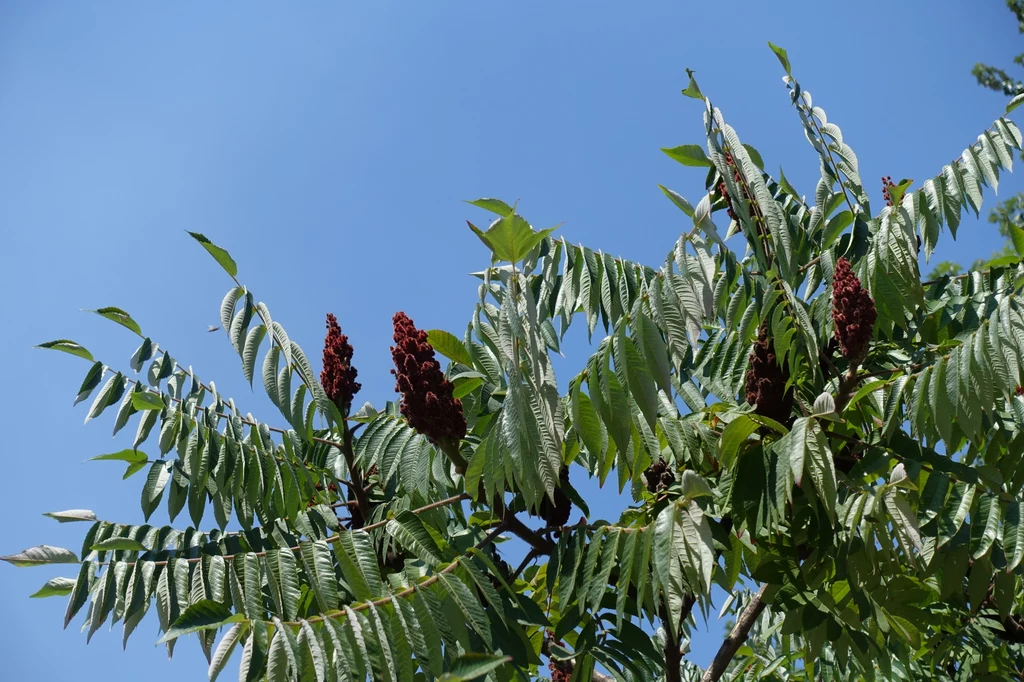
[8,43,1024,682]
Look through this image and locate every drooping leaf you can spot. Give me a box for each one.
[158,599,237,644]
[1,545,78,567]
[679,470,713,501]
[439,653,511,681]
[386,511,446,568]
[74,361,105,405]
[42,509,97,524]
[142,460,171,521]
[86,306,142,336]
[768,41,791,75]
[34,339,94,361]
[208,622,244,682]
[187,231,238,277]
[30,576,76,598]
[90,448,148,464]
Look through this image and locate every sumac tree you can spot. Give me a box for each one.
[8,44,1024,682]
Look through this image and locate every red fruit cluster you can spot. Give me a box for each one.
[1016,385,1024,397]
[832,258,877,365]
[881,176,897,207]
[546,633,571,682]
[320,314,361,416]
[390,312,467,444]
[643,459,675,494]
[550,663,571,682]
[745,324,794,426]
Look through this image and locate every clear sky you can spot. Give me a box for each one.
[1,2,1021,680]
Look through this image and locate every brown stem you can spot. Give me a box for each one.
[664,594,697,682]
[342,425,372,527]
[511,548,541,582]
[700,585,768,682]
[503,512,555,554]
[833,367,861,414]
[439,438,469,473]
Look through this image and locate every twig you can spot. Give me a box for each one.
[84,493,471,569]
[700,585,768,682]
[510,548,541,582]
[665,594,697,682]
[293,515,508,627]
[502,513,555,554]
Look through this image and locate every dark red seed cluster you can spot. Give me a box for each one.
[539,468,573,527]
[550,663,571,682]
[390,312,467,445]
[832,258,877,365]
[745,324,795,426]
[643,459,675,494]
[546,632,571,682]
[1016,385,1024,397]
[320,314,361,416]
[881,176,897,207]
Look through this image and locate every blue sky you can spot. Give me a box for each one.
[1,2,1021,680]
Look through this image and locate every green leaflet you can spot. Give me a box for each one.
[42,509,97,524]
[386,511,446,568]
[442,653,511,681]
[157,599,237,644]
[1,544,78,567]
[803,419,837,524]
[30,576,76,598]
[334,532,383,601]
[300,541,340,613]
[436,572,492,648]
[718,415,758,469]
[141,460,171,521]
[969,492,1001,559]
[35,339,94,362]
[87,306,143,336]
[208,623,245,682]
[467,210,559,264]
[426,329,474,367]
[188,231,238,277]
[938,482,976,547]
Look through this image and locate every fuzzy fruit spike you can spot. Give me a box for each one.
[320,313,361,416]
[390,312,467,445]
[832,258,877,365]
[744,324,795,426]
